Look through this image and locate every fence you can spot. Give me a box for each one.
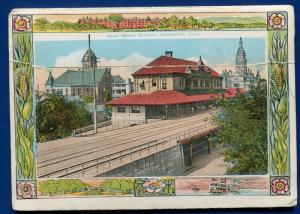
[73,119,146,136]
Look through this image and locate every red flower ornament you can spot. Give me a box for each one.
[271,177,289,195]
[17,181,36,199]
[13,15,31,32]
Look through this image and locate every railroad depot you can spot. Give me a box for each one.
[109,51,242,124]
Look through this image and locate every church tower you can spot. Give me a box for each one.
[82,34,97,70]
[236,37,247,75]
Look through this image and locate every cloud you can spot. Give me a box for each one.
[99,53,153,80]
[36,52,154,91]
[54,49,86,67]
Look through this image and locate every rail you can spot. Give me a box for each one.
[40,122,218,178]
[73,119,146,136]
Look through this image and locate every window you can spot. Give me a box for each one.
[131,106,140,113]
[121,89,126,94]
[66,88,68,94]
[140,80,145,89]
[200,80,204,87]
[117,106,126,113]
[179,77,184,86]
[117,89,122,94]
[162,78,167,89]
[152,79,157,87]
[193,79,198,87]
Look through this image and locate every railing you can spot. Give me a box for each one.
[41,122,218,178]
[146,107,217,120]
[73,119,146,136]
[73,120,112,135]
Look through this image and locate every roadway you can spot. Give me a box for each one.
[37,111,217,178]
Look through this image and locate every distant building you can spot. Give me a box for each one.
[221,37,260,90]
[112,75,133,99]
[45,35,113,103]
[78,17,160,29]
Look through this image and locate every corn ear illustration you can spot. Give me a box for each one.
[269,31,289,176]
[13,33,36,179]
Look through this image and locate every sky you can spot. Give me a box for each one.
[34,36,266,91]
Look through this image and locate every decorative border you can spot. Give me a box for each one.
[11,11,291,199]
[267,12,290,178]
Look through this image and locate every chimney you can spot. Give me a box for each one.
[165,51,173,58]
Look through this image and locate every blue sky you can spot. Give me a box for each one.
[34,37,266,91]
[35,37,266,67]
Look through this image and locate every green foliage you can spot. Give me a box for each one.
[33,18,107,32]
[38,179,89,196]
[83,95,93,104]
[103,90,112,111]
[215,82,268,175]
[99,179,134,194]
[108,14,123,27]
[33,16,266,32]
[13,34,36,179]
[269,31,289,176]
[37,93,91,142]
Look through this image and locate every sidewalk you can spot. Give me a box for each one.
[184,147,228,176]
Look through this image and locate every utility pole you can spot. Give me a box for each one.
[93,66,97,134]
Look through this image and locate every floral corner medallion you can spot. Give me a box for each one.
[17,180,37,199]
[268,12,287,30]
[13,15,32,32]
[270,177,290,196]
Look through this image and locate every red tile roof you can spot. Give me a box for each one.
[108,89,242,106]
[132,56,220,77]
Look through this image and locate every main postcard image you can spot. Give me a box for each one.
[33,31,267,179]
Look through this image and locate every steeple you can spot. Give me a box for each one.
[236,37,247,75]
[82,34,97,70]
[45,71,54,87]
[239,37,243,48]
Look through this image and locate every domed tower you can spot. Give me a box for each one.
[82,34,97,69]
[236,37,247,76]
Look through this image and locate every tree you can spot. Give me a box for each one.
[187,16,198,29]
[214,81,268,175]
[108,14,123,29]
[83,95,93,104]
[37,93,90,142]
[103,90,112,112]
[34,18,50,31]
[168,15,180,29]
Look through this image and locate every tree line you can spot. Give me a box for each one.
[34,14,265,32]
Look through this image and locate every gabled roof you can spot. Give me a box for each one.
[52,68,107,87]
[82,48,97,62]
[112,75,125,83]
[45,72,54,86]
[133,56,197,76]
[108,89,240,106]
[132,55,220,78]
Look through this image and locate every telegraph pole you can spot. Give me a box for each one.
[93,66,97,134]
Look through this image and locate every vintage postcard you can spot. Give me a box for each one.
[9,5,296,210]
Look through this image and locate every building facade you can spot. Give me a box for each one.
[221,37,260,90]
[108,51,237,124]
[45,36,113,103]
[133,51,222,93]
[112,75,133,99]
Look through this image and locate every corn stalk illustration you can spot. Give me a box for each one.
[269,31,289,176]
[13,34,36,179]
